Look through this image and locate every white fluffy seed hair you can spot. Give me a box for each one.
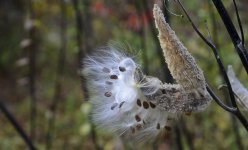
[81,5,212,141]
[83,48,171,141]
[227,65,248,111]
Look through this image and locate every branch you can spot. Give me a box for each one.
[177,0,237,108]
[27,0,37,140]
[46,0,67,149]
[0,100,37,150]
[175,0,248,131]
[206,86,236,113]
[211,0,248,73]
[232,0,244,46]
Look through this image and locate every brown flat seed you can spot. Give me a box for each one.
[164,126,172,132]
[104,92,112,97]
[136,124,142,130]
[119,66,126,72]
[135,115,141,122]
[110,75,118,79]
[119,101,125,108]
[149,102,156,108]
[130,126,135,134]
[137,99,142,107]
[143,101,149,109]
[111,103,118,110]
[102,67,110,73]
[156,123,160,130]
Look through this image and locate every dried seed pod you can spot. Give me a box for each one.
[153,4,207,94]
[153,4,212,112]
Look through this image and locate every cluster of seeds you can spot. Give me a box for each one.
[83,49,173,141]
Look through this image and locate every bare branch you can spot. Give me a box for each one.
[0,100,37,150]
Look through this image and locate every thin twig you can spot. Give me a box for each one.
[134,1,148,74]
[207,0,219,48]
[176,1,248,131]
[180,118,195,150]
[0,100,37,150]
[27,0,37,140]
[177,0,237,108]
[232,116,244,150]
[72,0,101,149]
[206,85,236,113]
[232,0,244,46]
[72,0,89,99]
[46,0,67,149]
[174,124,183,150]
[211,0,248,73]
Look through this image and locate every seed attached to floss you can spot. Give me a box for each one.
[137,99,142,107]
[119,101,125,108]
[110,75,118,79]
[104,92,112,97]
[111,103,118,110]
[149,102,156,108]
[135,115,141,122]
[143,120,146,125]
[119,66,126,72]
[143,101,149,109]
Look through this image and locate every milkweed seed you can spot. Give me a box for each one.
[143,101,149,109]
[119,101,125,108]
[143,120,146,125]
[137,99,142,107]
[119,66,126,72]
[111,103,118,110]
[135,115,141,122]
[110,75,118,79]
[104,92,112,97]
[149,102,156,108]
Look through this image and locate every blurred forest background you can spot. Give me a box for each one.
[0,0,248,149]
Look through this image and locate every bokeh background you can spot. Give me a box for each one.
[0,0,248,149]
